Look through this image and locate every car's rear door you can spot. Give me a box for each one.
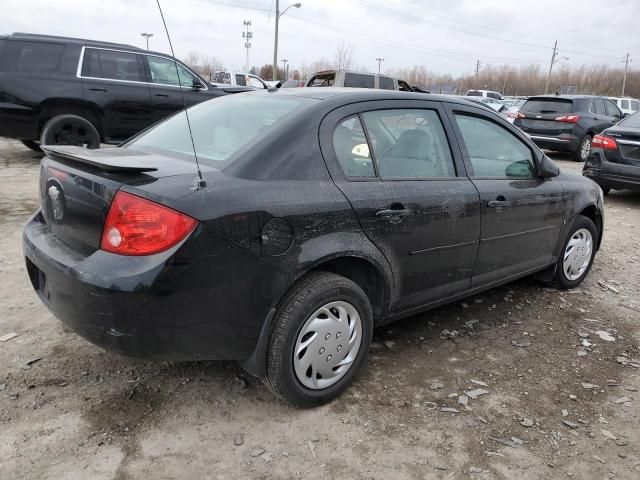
[447,104,564,287]
[79,47,153,142]
[319,100,480,312]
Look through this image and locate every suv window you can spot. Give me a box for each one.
[247,76,265,88]
[522,98,573,114]
[487,92,502,100]
[212,71,231,84]
[235,74,247,86]
[362,109,455,178]
[344,73,375,88]
[621,100,630,110]
[82,48,143,82]
[308,72,335,87]
[454,114,536,178]
[590,98,606,115]
[0,40,64,74]
[146,55,197,87]
[632,100,640,111]
[378,76,395,90]
[604,99,621,118]
[332,116,375,177]
[466,91,482,97]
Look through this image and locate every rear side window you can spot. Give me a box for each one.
[378,76,395,90]
[591,98,606,115]
[344,73,375,88]
[621,100,630,110]
[632,100,640,111]
[605,100,621,117]
[308,72,335,87]
[454,114,536,178]
[487,92,502,100]
[363,109,455,178]
[0,40,64,74]
[82,48,142,82]
[235,74,247,86]
[332,116,375,178]
[522,98,573,114]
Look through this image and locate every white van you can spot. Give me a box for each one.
[211,71,269,89]
[466,89,504,100]
[306,69,398,90]
[608,97,640,117]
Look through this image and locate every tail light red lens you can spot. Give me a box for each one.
[100,191,197,256]
[554,114,580,123]
[591,134,618,150]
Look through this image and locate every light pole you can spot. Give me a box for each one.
[622,53,632,97]
[140,32,153,51]
[281,59,288,80]
[376,57,384,73]
[544,40,569,94]
[243,20,253,73]
[273,1,301,81]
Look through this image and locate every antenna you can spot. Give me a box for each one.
[155,0,206,189]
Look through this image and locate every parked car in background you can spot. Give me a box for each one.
[514,95,623,161]
[0,33,247,150]
[306,69,398,90]
[608,97,640,117]
[211,70,269,89]
[279,79,305,88]
[24,88,603,407]
[583,111,640,193]
[503,98,526,123]
[465,96,505,112]
[466,89,504,100]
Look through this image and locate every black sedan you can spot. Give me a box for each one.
[583,112,640,193]
[23,89,604,406]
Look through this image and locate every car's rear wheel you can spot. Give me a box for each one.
[21,140,42,152]
[41,114,100,149]
[574,135,592,162]
[553,216,597,289]
[262,272,373,407]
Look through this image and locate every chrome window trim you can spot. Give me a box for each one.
[76,46,208,90]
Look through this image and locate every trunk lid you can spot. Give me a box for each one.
[516,97,576,136]
[39,146,210,254]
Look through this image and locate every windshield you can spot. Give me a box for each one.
[522,98,573,114]
[127,94,316,167]
[619,111,640,128]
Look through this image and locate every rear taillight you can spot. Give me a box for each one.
[591,134,618,150]
[554,114,580,123]
[100,191,197,256]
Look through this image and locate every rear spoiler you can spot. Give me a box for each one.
[41,145,158,173]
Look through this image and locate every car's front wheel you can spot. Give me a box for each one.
[574,135,592,162]
[262,272,373,407]
[553,216,598,288]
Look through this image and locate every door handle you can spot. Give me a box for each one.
[487,196,511,210]
[89,88,107,92]
[376,208,412,219]
[154,93,170,97]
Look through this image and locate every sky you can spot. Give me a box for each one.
[2,0,639,76]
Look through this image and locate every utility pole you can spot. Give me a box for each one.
[475,59,480,77]
[242,20,253,73]
[281,59,288,80]
[622,52,631,97]
[141,32,153,50]
[376,57,384,73]
[273,0,279,81]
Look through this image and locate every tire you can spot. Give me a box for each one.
[21,140,42,152]
[40,114,100,149]
[262,272,373,407]
[574,134,592,162]
[552,216,598,289]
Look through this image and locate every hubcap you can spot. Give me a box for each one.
[580,137,591,160]
[563,228,593,281]
[52,122,94,147]
[293,301,362,390]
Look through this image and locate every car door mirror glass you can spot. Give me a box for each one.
[505,160,536,177]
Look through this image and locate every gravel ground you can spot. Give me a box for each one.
[1,137,639,480]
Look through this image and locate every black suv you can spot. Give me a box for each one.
[514,95,623,161]
[0,33,243,150]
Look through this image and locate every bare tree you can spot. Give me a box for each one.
[199,55,224,81]
[183,52,200,70]
[333,40,354,70]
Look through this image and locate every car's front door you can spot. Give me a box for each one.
[79,47,153,142]
[320,101,481,312]
[143,54,212,124]
[447,106,564,287]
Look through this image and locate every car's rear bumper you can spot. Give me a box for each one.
[583,151,640,191]
[23,210,288,361]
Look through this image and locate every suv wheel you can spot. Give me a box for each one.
[21,140,42,152]
[262,272,373,407]
[552,216,597,289]
[574,135,592,162]
[41,114,100,149]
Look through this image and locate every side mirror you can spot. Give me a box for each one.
[192,81,205,90]
[538,154,560,178]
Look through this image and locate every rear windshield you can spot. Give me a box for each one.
[521,98,573,114]
[308,72,335,87]
[0,40,64,74]
[127,94,316,167]
[344,73,375,88]
[619,112,640,128]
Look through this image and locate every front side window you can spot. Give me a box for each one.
[128,95,316,167]
[454,114,536,178]
[235,74,247,86]
[146,55,196,87]
[212,71,231,84]
[0,40,64,74]
[344,73,375,88]
[378,76,395,90]
[362,109,455,178]
[247,76,265,88]
[82,48,142,82]
[621,100,630,110]
[332,116,375,177]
